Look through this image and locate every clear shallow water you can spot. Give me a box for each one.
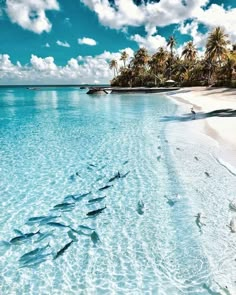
[0,88,235,294]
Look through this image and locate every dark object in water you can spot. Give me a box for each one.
[164,195,177,207]
[54,241,74,260]
[98,185,113,191]
[67,230,78,242]
[51,202,75,212]
[72,192,91,202]
[205,172,210,177]
[195,213,206,234]
[78,225,95,231]
[176,147,181,151]
[157,146,161,150]
[108,172,120,182]
[87,87,108,95]
[157,156,161,161]
[19,243,50,263]
[88,196,106,204]
[87,206,107,216]
[46,222,69,228]
[137,200,144,215]
[121,171,130,178]
[69,174,76,182]
[194,156,199,161]
[165,139,168,143]
[91,231,100,246]
[123,160,129,165]
[10,230,40,244]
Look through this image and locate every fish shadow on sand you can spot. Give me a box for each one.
[160,108,236,122]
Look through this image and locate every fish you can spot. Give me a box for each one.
[157,156,161,161]
[121,171,130,178]
[46,222,69,228]
[98,185,113,191]
[39,215,61,225]
[88,196,106,204]
[87,206,107,216]
[36,230,55,243]
[63,194,75,202]
[78,225,95,231]
[54,241,74,260]
[205,172,210,177]
[67,230,78,242]
[91,231,100,246]
[27,215,60,225]
[26,216,48,223]
[10,230,40,245]
[157,146,161,150]
[89,164,97,168]
[72,192,91,202]
[19,243,50,263]
[108,172,121,182]
[137,200,144,215]
[20,253,51,268]
[176,147,181,151]
[13,229,24,236]
[194,156,199,161]
[52,202,75,210]
[123,160,129,165]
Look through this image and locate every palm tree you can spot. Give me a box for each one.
[206,27,229,63]
[120,51,129,67]
[167,35,177,79]
[182,41,197,62]
[205,27,230,84]
[167,36,177,57]
[109,59,118,77]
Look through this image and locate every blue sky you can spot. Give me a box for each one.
[0,0,236,84]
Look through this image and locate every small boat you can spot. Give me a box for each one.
[229,200,236,211]
[87,87,109,95]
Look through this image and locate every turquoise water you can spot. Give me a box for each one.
[0,88,235,294]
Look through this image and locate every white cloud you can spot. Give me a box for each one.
[56,40,70,48]
[30,55,57,71]
[80,0,209,31]
[179,20,207,49]
[130,32,167,54]
[78,37,97,46]
[196,4,236,43]
[0,49,133,84]
[45,43,50,48]
[6,0,59,34]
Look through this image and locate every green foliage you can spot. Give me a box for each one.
[110,28,236,88]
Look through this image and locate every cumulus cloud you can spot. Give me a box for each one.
[0,48,133,84]
[6,0,59,34]
[179,20,208,49]
[78,37,97,46]
[56,40,70,48]
[130,32,167,54]
[80,0,209,31]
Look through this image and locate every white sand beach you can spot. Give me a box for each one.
[169,87,236,168]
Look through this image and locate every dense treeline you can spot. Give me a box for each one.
[110,27,236,87]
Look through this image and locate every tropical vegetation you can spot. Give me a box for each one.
[110,27,236,88]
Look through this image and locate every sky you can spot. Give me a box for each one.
[0,0,236,85]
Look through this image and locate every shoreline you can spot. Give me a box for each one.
[168,87,236,168]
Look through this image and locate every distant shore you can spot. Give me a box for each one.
[169,87,236,168]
